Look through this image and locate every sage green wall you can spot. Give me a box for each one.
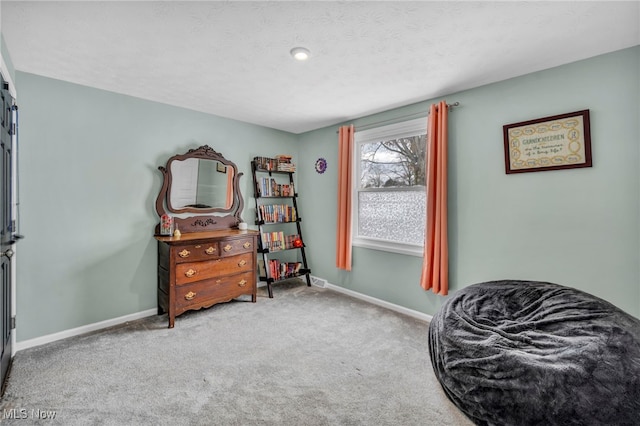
[12,46,640,342]
[14,72,298,341]
[297,46,640,319]
[1,35,16,83]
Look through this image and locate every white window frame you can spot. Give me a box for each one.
[352,117,427,257]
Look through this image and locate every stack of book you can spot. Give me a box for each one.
[276,154,296,172]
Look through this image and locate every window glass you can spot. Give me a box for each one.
[353,118,427,255]
[359,135,426,189]
[357,191,426,245]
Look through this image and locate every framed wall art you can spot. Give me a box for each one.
[503,109,592,174]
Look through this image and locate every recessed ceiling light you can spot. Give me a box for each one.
[290,47,311,61]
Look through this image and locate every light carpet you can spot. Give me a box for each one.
[0,281,472,426]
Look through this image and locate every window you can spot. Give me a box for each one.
[352,117,427,256]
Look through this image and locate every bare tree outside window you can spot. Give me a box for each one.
[360,135,426,189]
[357,131,427,248]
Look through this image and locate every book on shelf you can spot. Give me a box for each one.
[261,232,301,251]
[258,177,294,197]
[254,155,296,173]
[254,156,278,171]
[267,259,303,281]
[258,204,297,223]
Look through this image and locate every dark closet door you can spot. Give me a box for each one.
[0,75,14,392]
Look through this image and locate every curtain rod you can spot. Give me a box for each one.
[337,102,459,133]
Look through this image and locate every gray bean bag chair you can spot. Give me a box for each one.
[428,280,640,425]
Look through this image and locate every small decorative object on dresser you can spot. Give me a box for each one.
[154,145,259,328]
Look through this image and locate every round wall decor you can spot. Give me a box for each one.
[315,158,327,174]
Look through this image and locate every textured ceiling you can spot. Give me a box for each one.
[1,1,639,134]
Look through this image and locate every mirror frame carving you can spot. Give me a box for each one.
[155,145,244,233]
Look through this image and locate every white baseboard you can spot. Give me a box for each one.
[15,308,158,352]
[15,277,431,352]
[18,281,270,352]
[319,277,433,323]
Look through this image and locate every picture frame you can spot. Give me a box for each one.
[216,162,227,173]
[503,109,592,174]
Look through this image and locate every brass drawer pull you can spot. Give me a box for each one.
[205,246,216,255]
[223,244,232,252]
[185,291,196,301]
[178,249,190,258]
[238,259,247,267]
[243,241,252,249]
[185,269,197,278]
[238,279,247,287]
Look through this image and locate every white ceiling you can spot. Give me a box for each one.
[1,1,639,134]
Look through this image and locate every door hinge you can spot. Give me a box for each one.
[10,316,15,330]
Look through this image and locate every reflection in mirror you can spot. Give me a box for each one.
[169,158,234,210]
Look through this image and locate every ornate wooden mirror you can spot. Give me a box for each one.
[155,145,244,233]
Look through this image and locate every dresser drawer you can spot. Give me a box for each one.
[219,237,255,257]
[173,243,220,263]
[175,252,254,285]
[175,272,255,309]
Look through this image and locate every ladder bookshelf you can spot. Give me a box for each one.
[251,157,311,298]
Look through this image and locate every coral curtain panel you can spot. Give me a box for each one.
[336,125,355,271]
[420,101,449,295]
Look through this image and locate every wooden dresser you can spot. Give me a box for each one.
[155,229,259,328]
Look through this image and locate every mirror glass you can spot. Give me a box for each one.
[168,158,234,210]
